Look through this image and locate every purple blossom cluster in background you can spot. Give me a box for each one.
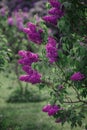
[42,0,64,25]
[0,0,47,31]
[70,72,85,81]
[7,11,29,31]
[46,36,58,63]
[23,22,43,44]
[42,104,63,123]
[7,17,14,26]
[18,50,42,84]
[0,7,7,16]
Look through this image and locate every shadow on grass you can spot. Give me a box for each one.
[6,87,50,103]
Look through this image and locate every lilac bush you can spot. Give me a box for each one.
[18,0,87,129]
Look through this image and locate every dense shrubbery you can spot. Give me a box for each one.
[0,32,10,71]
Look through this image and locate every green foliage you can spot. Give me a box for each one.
[0,0,87,129]
[31,0,87,128]
[0,32,11,71]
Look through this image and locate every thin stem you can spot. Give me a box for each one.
[56,63,87,104]
[41,80,54,89]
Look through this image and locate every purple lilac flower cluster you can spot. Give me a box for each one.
[18,50,42,84]
[7,17,14,26]
[46,36,58,63]
[42,104,63,123]
[0,7,7,16]
[42,104,62,116]
[19,66,42,84]
[18,50,39,66]
[42,0,64,25]
[70,72,85,81]
[23,22,43,44]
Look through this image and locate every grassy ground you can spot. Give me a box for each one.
[0,71,86,130]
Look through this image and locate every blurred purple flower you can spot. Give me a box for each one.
[7,17,14,26]
[22,65,34,74]
[48,105,60,116]
[48,8,64,17]
[35,15,42,23]
[46,37,58,63]
[70,72,85,81]
[42,104,62,116]
[16,21,24,31]
[19,68,42,84]
[42,15,58,25]
[11,11,29,30]
[48,0,61,8]
[42,104,51,112]
[22,12,29,20]
[18,50,27,57]
[0,7,6,16]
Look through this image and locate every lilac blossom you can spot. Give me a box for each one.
[46,37,58,63]
[48,8,64,17]
[70,72,85,81]
[8,11,29,30]
[42,104,51,112]
[0,7,6,16]
[18,50,27,57]
[7,17,14,26]
[23,22,43,44]
[22,65,34,74]
[42,104,62,116]
[16,21,24,31]
[19,68,42,84]
[48,105,61,116]
[42,0,64,25]
[18,50,39,66]
[14,13,24,31]
[27,22,37,32]
[42,15,58,26]
[48,0,61,8]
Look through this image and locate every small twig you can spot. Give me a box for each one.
[41,80,54,89]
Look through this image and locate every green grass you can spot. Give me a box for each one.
[0,71,86,130]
